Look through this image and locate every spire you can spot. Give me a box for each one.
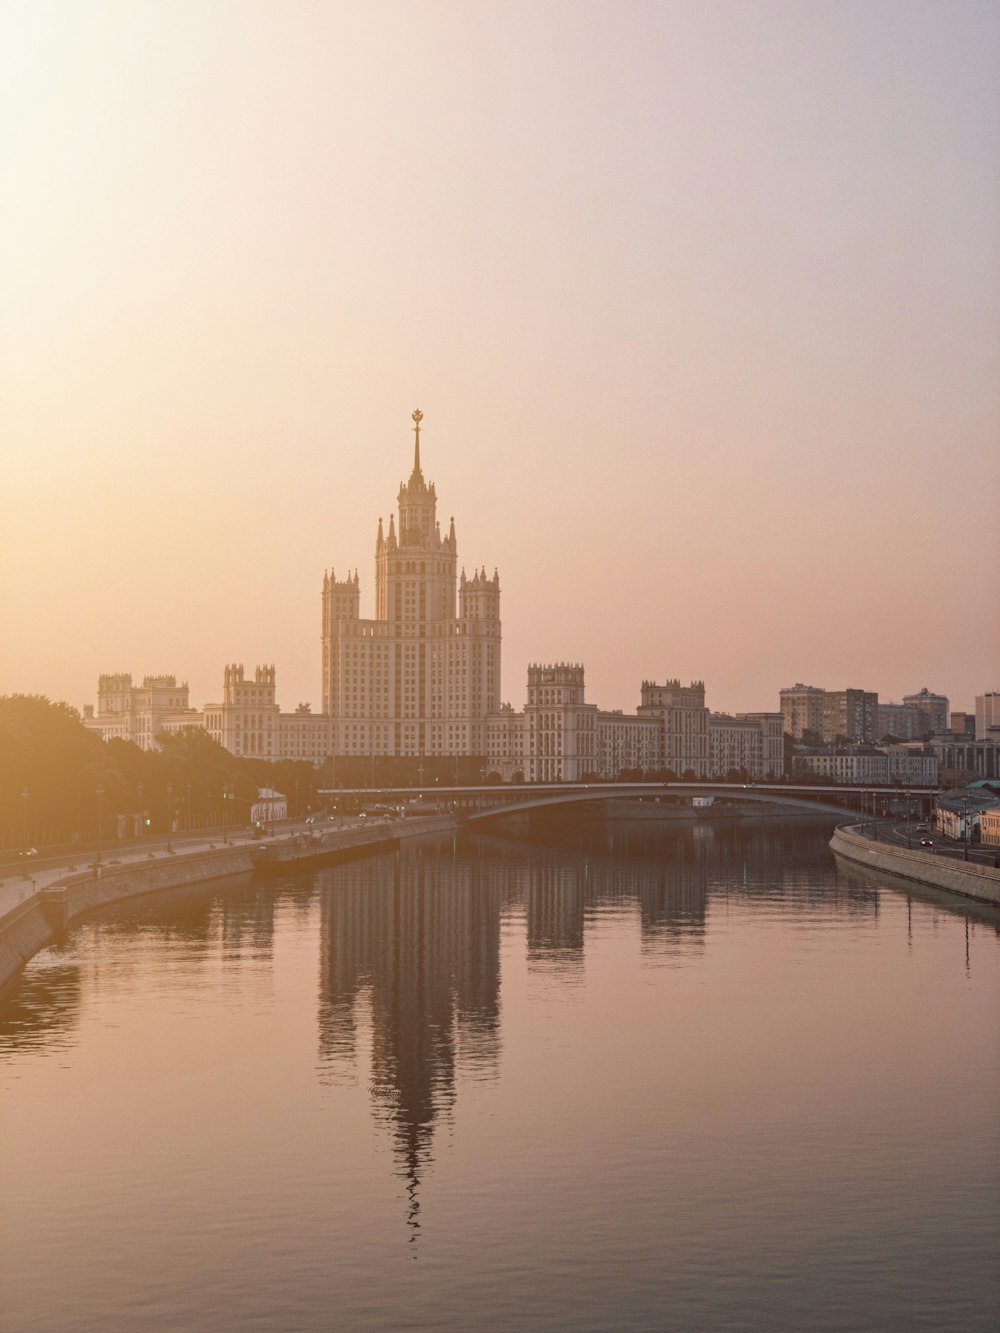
[376,516,384,551]
[411,408,423,478]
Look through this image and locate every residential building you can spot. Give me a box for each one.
[975,691,1000,741]
[82,673,196,751]
[638,679,710,778]
[903,688,949,737]
[877,702,923,740]
[736,713,784,778]
[793,744,938,786]
[320,411,500,761]
[780,684,825,739]
[523,663,598,783]
[821,689,878,743]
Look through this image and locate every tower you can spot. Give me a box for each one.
[321,411,501,763]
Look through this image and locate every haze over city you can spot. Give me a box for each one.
[3,0,998,718]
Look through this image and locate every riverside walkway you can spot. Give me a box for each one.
[0,814,456,993]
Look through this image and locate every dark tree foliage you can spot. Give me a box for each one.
[0,697,321,850]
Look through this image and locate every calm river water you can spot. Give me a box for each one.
[1,817,998,1331]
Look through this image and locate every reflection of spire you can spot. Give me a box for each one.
[317,838,505,1242]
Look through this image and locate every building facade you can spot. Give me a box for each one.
[83,673,196,750]
[320,412,500,760]
[821,689,878,743]
[877,702,923,740]
[779,684,825,740]
[903,688,949,737]
[975,692,1000,741]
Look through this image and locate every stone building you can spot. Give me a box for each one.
[83,673,196,751]
[320,411,500,762]
[638,679,710,778]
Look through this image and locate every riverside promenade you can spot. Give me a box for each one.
[831,824,1000,909]
[0,814,457,994]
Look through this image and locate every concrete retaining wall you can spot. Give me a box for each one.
[0,817,457,995]
[830,826,1000,908]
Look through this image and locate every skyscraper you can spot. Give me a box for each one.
[320,412,501,761]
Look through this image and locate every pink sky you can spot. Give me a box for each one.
[2,1,998,718]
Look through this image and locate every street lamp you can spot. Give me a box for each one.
[905,789,911,849]
[96,785,104,872]
[21,786,29,878]
[222,783,231,845]
[166,783,173,853]
[138,782,144,840]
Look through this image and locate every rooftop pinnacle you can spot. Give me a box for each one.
[411,408,423,477]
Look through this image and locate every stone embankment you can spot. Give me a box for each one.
[830,825,1000,908]
[0,816,456,995]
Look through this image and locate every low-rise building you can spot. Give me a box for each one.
[933,789,1000,843]
[793,744,938,787]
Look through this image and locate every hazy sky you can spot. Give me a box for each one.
[2,0,998,719]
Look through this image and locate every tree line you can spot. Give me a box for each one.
[0,695,322,853]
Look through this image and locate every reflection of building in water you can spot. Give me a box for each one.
[525,859,587,965]
[317,837,512,1238]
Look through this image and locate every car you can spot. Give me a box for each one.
[920,838,934,847]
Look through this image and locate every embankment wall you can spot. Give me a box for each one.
[0,818,456,995]
[830,825,1000,908]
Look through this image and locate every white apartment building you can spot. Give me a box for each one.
[83,673,197,751]
[320,411,500,759]
[794,746,938,786]
[637,679,711,778]
[709,712,784,781]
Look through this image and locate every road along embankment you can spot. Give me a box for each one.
[0,816,457,995]
[830,825,1000,908]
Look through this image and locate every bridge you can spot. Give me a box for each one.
[317,781,937,825]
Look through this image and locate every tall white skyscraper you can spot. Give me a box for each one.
[320,412,501,759]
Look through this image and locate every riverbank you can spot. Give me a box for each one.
[0,815,457,995]
[830,825,1000,908]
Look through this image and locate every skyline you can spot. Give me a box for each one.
[3,1,998,717]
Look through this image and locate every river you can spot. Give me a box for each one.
[1,816,998,1331]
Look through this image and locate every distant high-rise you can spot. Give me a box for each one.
[779,683,825,739]
[320,412,501,759]
[903,687,949,737]
[976,691,1000,741]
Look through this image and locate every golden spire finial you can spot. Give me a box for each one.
[411,408,423,475]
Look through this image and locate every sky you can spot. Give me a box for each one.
[2,0,998,720]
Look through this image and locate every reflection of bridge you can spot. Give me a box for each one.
[318,782,936,825]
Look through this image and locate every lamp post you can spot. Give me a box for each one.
[166,783,173,853]
[905,789,911,849]
[96,784,104,871]
[138,782,144,840]
[222,784,231,845]
[963,797,970,861]
[21,786,29,878]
